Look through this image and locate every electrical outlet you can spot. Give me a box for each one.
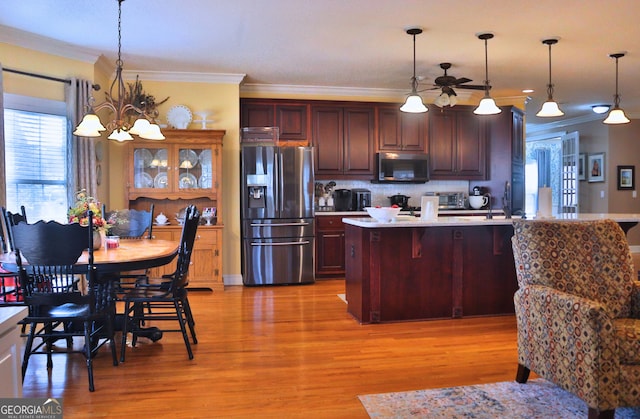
[634,190,637,198]
[600,190,605,198]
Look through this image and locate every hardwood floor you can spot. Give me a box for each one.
[21,279,522,418]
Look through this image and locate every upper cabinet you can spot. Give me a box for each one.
[377,105,428,152]
[127,129,224,201]
[428,106,487,180]
[311,104,375,179]
[240,99,308,141]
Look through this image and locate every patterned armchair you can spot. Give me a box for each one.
[512,219,640,419]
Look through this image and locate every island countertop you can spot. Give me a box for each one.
[342,213,640,228]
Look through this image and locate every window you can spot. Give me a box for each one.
[4,94,69,222]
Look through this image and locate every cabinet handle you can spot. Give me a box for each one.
[196,234,201,240]
[324,234,341,238]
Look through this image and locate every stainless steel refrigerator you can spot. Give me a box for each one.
[241,145,315,285]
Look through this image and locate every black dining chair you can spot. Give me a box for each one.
[2,205,27,252]
[12,212,119,392]
[0,206,27,305]
[103,204,154,239]
[117,205,200,362]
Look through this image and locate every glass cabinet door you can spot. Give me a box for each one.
[133,147,169,190]
[177,147,211,190]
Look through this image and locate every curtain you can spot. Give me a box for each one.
[65,79,97,201]
[0,63,5,208]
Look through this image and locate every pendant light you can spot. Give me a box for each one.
[536,38,564,117]
[74,0,165,141]
[473,33,501,115]
[603,53,630,124]
[400,28,428,113]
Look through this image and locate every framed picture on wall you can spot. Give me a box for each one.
[588,153,605,182]
[578,153,586,181]
[617,165,635,190]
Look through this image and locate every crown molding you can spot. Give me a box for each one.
[0,25,100,64]
[123,70,245,84]
[526,111,612,134]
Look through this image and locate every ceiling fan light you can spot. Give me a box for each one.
[536,100,564,117]
[400,94,428,113]
[603,107,630,124]
[434,93,450,108]
[474,96,502,115]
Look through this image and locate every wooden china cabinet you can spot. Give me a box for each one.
[126,129,225,291]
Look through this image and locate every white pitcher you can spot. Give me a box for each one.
[468,195,488,209]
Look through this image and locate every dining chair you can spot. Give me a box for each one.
[0,206,27,305]
[12,212,119,392]
[103,204,154,239]
[117,205,200,362]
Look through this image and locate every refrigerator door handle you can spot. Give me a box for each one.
[250,241,311,246]
[250,222,310,227]
[278,151,285,215]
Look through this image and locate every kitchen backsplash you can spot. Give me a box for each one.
[321,179,471,208]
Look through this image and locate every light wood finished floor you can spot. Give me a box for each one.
[21,279,523,418]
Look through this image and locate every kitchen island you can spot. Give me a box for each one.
[343,214,640,324]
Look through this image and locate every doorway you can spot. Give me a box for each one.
[525,131,579,216]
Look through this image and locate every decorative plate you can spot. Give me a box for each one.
[134,172,153,188]
[179,173,198,189]
[151,149,168,168]
[167,105,192,129]
[199,174,212,189]
[95,141,104,162]
[198,149,211,166]
[154,172,168,188]
[179,149,198,169]
[133,148,153,168]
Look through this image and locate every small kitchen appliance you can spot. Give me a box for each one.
[429,192,466,210]
[351,188,371,211]
[333,189,352,211]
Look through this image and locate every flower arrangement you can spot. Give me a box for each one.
[67,190,110,233]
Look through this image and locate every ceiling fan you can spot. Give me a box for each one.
[431,63,486,107]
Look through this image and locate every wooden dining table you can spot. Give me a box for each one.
[0,238,180,274]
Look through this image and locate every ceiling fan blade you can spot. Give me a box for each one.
[454,77,472,84]
[456,84,487,91]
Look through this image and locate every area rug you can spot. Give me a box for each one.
[358,378,640,418]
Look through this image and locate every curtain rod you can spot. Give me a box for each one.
[2,67,100,90]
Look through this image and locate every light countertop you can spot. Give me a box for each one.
[342,213,640,228]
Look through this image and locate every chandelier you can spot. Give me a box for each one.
[73,0,164,141]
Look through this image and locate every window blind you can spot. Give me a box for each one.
[4,108,68,222]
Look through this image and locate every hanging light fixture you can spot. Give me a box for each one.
[536,38,564,117]
[400,28,428,113]
[603,53,630,124]
[74,0,165,141]
[473,32,501,115]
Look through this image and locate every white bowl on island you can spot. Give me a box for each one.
[365,207,401,223]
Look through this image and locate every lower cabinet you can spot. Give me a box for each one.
[150,225,223,291]
[315,215,360,278]
[0,307,27,398]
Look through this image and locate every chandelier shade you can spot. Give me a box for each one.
[603,53,630,125]
[473,33,501,115]
[400,28,428,114]
[73,0,165,141]
[536,38,564,117]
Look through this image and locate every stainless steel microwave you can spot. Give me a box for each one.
[375,152,429,183]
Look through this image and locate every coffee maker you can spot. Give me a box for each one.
[351,188,371,211]
[333,189,352,211]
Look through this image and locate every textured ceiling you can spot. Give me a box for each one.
[1,0,640,130]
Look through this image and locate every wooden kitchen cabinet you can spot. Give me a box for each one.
[377,105,428,152]
[428,105,487,180]
[240,99,308,141]
[315,215,347,277]
[312,105,375,179]
[149,225,223,291]
[127,129,225,291]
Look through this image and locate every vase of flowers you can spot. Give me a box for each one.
[68,190,110,250]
